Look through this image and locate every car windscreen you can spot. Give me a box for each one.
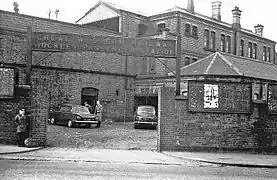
[71,106,90,114]
[137,106,155,115]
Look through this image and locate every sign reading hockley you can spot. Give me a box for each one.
[32,32,176,57]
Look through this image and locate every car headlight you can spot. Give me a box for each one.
[76,116,82,120]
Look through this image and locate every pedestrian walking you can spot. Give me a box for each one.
[15,109,28,147]
[95,101,103,122]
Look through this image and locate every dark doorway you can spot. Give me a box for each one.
[81,87,98,113]
[134,95,158,113]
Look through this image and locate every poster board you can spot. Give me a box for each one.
[0,67,15,98]
[268,85,277,114]
[188,81,251,113]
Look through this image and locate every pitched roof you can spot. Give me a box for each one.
[76,0,148,23]
[171,52,277,81]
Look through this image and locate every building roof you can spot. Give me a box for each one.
[76,0,148,23]
[170,52,277,81]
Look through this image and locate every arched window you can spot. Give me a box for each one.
[185,23,191,36]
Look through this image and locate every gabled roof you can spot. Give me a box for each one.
[171,52,277,81]
[76,0,148,23]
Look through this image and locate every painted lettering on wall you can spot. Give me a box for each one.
[32,32,176,57]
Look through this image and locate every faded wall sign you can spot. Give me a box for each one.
[32,32,176,57]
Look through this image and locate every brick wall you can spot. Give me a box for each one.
[158,86,277,153]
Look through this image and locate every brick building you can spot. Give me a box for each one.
[0,0,277,149]
[77,0,276,108]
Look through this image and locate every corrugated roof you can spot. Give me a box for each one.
[173,52,277,81]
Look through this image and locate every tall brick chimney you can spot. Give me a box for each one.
[232,6,242,30]
[187,0,195,14]
[254,24,264,36]
[212,1,222,21]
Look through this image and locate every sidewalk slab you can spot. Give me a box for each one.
[0,147,190,166]
[163,151,277,168]
[0,144,43,155]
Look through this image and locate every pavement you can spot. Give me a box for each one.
[0,144,277,168]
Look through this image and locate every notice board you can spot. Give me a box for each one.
[188,81,251,113]
[0,68,15,98]
[268,85,277,114]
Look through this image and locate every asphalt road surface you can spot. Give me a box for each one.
[0,160,276,180]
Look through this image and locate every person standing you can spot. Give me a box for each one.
[95,101,103,122]
[84,101,93,114]
[15,109,27,147]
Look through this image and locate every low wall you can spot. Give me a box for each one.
[158,87,277,153]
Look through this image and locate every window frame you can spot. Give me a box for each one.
[191,25,198,38]
[226,35,231,53]
[220,34,226,52]
[204,29,210,50]
[185,23,191,36]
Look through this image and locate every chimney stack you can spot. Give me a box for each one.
[232,6,242,30]
[212,1,222,21]
[254,24,264,36]
[187,0,195,14]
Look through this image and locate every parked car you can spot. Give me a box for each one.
[48,104,100,128]
[134,105,157,129]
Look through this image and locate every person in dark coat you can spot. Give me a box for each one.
[15,109,27,147]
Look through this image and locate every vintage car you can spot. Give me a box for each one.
[48,104,100,128]
[134,105,158,129]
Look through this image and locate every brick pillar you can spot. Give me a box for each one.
[157,87,178,152]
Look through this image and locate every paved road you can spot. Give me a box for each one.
[0,160,276,180]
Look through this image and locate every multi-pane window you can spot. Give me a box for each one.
[210,31,216,51]
[267,47,271,62]
[262,46,267,61]
[248,42,253,58]
[240,39,244,56]
[185,23,191,36]
[220,34,226,52]
[192,26,198,38]
[204,29,209,49]
[226,36,231,53]
[253,43,257,59]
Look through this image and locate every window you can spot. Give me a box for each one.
[253,43,257,59]
[263,46,267,61]
[185,57,190,66]
[185,23,191,36]
[226,36,231,53]
[137,23,148,36]
[248,42,253,58]
[210,31,216,51]
[240,39,244,56]
[157,23,166,33]
[204,29,209,49]
[267,47,271,62]
[220,34,225,52]
[192,58,197,63]
[192,26,198,38]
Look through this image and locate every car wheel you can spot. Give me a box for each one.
[67,120,74,128]
[96,121,101,128]
[49,118,55,125]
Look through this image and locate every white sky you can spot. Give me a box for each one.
[1,0,277,44]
